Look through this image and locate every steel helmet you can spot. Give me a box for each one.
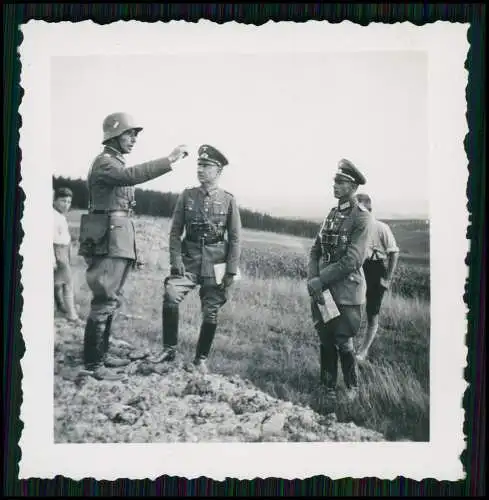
[102,112,143,144]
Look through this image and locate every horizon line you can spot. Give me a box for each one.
[54,175,430,222]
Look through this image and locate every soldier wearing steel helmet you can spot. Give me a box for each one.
[79,112,188,381]
[307,158,374,410]
[149,145,241,373]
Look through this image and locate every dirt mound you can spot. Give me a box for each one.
[54,318,384,443]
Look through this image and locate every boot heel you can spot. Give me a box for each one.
[339,350,358,389]
[194,322,217,370]
[162,306,179,347]
[83,318,106,370]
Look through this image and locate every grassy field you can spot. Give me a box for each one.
[65,210,430,441]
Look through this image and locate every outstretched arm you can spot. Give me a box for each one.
[94,156,173,187]
[93,145,188,187]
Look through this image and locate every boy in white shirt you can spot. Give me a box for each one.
[355,193,400,361]
[53,187,81,323]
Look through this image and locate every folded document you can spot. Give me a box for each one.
[319,289,340,322]
[214,263,242,285]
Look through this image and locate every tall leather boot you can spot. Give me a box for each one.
[317,324,339,412]
[83,317,123,381]
[193,322,217,372]
[320,344,338,388]
[84,318,105,370]
[103,315,129,368]
[103,314,113,355]
[339,350,358,390]
[149,306,179,363]
[318,326,338,390]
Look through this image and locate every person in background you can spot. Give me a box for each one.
[307,159,373,410]
[355,193,400,362]
[149,144,241,374]
[53,187,82,324]
[78,111,189,381]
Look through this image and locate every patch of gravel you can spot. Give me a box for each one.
[54,319,384,443]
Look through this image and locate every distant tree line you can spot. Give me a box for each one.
[53,176,321,239]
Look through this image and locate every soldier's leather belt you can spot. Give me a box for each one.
[186,235,224,245]
[92,209,132,217]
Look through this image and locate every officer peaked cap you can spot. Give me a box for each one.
[197,144,229,168]
[335,158,366,185]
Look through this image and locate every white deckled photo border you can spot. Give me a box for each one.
[18,20,469,481]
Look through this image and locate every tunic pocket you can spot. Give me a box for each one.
[78,213,110,257]
[107,216,136,259]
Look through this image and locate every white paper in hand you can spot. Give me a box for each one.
[214,263,241,285]
[319,289,340,323]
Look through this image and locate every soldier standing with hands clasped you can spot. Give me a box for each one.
[307,159,373,410]
[149,145,241,373]
[79,112,188,381]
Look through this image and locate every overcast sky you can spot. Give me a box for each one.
[51,52,428,220]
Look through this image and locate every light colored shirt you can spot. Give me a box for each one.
[367,219,399,261]
[53,208,71,245]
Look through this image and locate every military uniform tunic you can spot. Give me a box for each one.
[164,185,241,324]
[308,198,373,348]
[80,145,173,322]
[86,145,173,260]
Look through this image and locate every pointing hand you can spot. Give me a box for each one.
[168,145,189,165]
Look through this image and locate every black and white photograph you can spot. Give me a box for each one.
[19,20,468,480]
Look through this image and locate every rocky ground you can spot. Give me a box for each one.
[54,317,385,443]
